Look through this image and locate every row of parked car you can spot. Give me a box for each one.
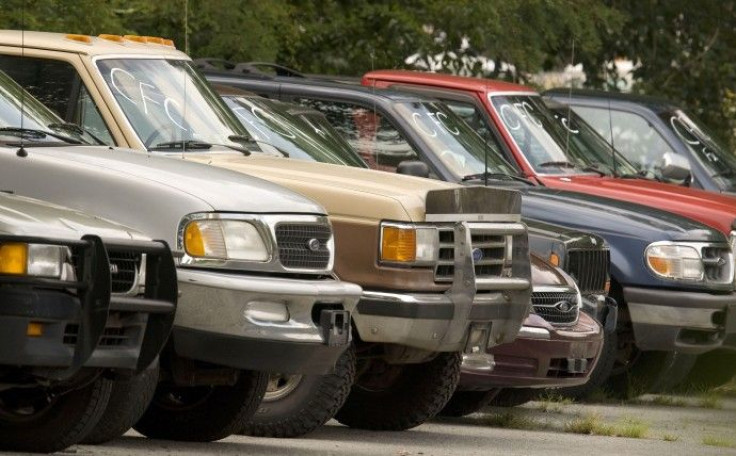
[0,30,734,453]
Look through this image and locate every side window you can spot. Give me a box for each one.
[573,106,674,173]
[293,97,419,172]
[0,55,115,145]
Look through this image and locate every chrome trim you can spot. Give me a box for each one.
[177,212,334,275]
[517,326,551,340]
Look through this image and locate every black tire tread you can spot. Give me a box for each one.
[335,351,461,431]
[82,366,159,444]
[438,389,500,417]
[488,388,539,407]
[133,369,268,442]
[0,377,112,453]
[241,347,356,438]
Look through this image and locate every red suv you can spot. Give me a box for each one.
[362,70,736,239]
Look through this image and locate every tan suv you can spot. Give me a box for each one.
[0,31,532,435]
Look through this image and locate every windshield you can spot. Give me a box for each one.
[0,70,92,145]
[95,58,250,150]
[660,110,736,189]
[223,96,366,167]
[490,94,608,175]
[548,106,639,176]
[392,101,518,179]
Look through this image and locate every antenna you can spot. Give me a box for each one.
[17,10,27,157]
[563,39,574,158]
[184,0,190,55]
[608,96,617,177]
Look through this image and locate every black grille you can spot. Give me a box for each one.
[701,246,732,283]
[531,291,579,325]
[275,223,331,270]
[63,324,131,347]
[107,250,142,293]
[565,249,609,294]
[435,228,508,282]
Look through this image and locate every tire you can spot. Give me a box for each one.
[82,365,160,444]
[241,346,356,438]
[133,369,268,442]
[676,349,736,392]
[606,350,696,398]
[0,376,112,453]
[438,389,500,417]
[556,328,618,400]
[488,388,539,407]
[335,351,461,431]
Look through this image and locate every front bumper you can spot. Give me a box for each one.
[457,312,603,390]
[173,268,361,375]
[624,286,736,354]
[0,236,177,379]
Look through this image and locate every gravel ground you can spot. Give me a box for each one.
[11,394,736,456]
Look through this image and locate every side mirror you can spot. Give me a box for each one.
[396,160,430,178]
[657,152,691,181]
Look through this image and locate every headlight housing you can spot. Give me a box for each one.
[645,242,704,281]
[0,242,64,277]
[184,219,269,261]
[379,222,438,265]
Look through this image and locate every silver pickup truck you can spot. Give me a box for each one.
[0,192,177,453]
[0,49,361,443]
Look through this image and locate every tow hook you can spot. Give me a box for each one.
[320,309,351,346]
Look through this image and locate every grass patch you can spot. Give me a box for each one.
[662,434,679,442]
[564,413,649,439]
[480,411,549,431]
[536,392,575,413]
[702,435,736,448]
[698,391,723,409]
[564,413,614,436]
[647,395,688,407]
[615,417,649,439]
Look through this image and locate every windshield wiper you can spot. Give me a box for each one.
[47,122,104,145]
[537,160,579,169]
[580,163,608,176]
[150,139,252,156]
[0,127,82,145]
[462,172,534,185]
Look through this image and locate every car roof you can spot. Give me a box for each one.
[544,88,679,113]
[0,30,188,59]
[206,69,433,103]
[362,70,536,95]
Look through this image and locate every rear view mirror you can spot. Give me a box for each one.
[396,160,430,178]
[657,152,691,181]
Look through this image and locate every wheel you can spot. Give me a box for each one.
[675,349,736,392]
[438,389,500,417]
[334,351,461,431]
[0,376,112,453]
[556,327,618,400]
[241,346,356,438]
[133,369,268,442]
[81,365,160,444]
[488,388,539,407]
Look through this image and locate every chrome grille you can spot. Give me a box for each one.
[434,225,511,283]
[275,223,331,270]
[531,291,579,326]
[565,249,610,294]
[701,245,733,283]
[107,250,142,294]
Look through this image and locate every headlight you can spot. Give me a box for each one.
[645,243,703,281]
[730,231,736,283]
[184,219,269,261]
[380,222,438,264]
[0,243,63,277]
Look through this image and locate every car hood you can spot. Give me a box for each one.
[22,146,325,215]
[175,152,462,222]
[530,253,572,288]
[522,187,722,243]
[539,175,736,235]
[0,193,145,240]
